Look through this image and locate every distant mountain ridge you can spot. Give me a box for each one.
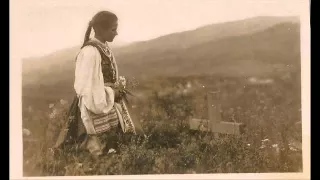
[22,16,300,86]
[116,22,300,78]
[114,16,299,55]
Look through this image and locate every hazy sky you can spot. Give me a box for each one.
[11,0,305,59]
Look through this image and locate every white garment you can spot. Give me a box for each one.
[74,42,116,135]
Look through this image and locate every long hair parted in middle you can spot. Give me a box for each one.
[82,11,118,46]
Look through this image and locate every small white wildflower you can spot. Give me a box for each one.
[272,144,278,148]
[247,144,251,147]
[114,81,120,87]
[23,128,31,136]
[49,111,57,119]
[289,142,301,151]
[48,148,54,154]
[53,108,58,114]
[108,148,116,154]
[259,145,266,149]
[119,76,125,80]
[119,76,126,88]
[289,146,298,152]
[49,103,55,109]
[60,99,68,105]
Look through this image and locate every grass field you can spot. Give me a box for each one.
[22,73,302,176]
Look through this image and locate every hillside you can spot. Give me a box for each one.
[114,16,299,56]
[117,22,300,78]
[22,16,301,109]
[22,16,299,83]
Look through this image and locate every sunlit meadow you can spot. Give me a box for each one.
[22,73,302,176]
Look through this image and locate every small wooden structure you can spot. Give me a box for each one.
[189,91,244,137]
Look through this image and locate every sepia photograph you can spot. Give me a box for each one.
[10,0,310,179]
